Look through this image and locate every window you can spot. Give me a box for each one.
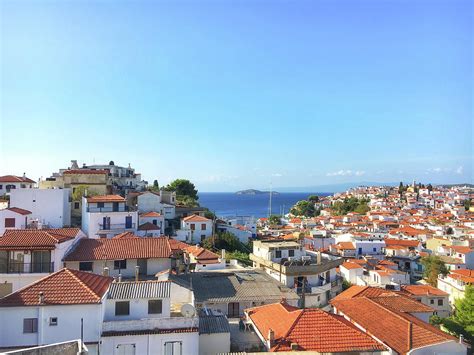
[430,299,435,304]
[190,223,195,231]
[152,219,157,225]
[74,202,80,209]
[0,185,2,189]
[164,341,182,355]
[275,250,282,258]
[373,247,376,252]
[148,300,163,314]
[201,224,206,230]
[438,299,443,306]
[23,318,38,333]
[79,262,93,271]
[4,218,15,228]
[97,202,104,208]
[49,317,58,326]
[114,259,127,270]
[288,249,295,257]
[115,301,130,316]
[21,184,26,188]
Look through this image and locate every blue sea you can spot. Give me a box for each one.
[198,192,333,218]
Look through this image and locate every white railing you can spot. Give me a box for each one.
[102,316,198,333]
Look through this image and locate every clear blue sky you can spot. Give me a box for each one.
[1,0,472,191]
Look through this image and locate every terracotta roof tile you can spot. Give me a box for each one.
[63,169,108,175]
[0,175,35,183]
[401,285,448,297]
[64,237,172,261]
[0,228,79,250]
[182,214,211,222]
[0,268,113,306]
[247,302,385,352]
[140,212,162,217]
[332,297,456,353]
[5,207,32,215]
[86,195,125,203]
[138,222,160,231]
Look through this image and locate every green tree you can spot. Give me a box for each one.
[203,209,216,220]
[148,179,160,192]
[308,195,320,203]
[290,200,316,217]
[464,199,472,211]
[427,183,433,193]
[72,185,98,201]
[453,285,474,338]
[421,255,449,287]
[176,195,200,207]
[164,179,198,200]
[268,214,281,226]
[202,231,249,254]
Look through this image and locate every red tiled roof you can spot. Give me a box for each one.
[448,269,474,284]
[247,302,385,352]
[86,195,125,203]
[0,175,35,183]
[182,214,211,222]
[341,262,363,270]
[168,238,190,252]
[112,232,140,239]
[0,268,113,306]
[450,246,473,254]
[336,242,355,250]
[401,285,448,297]
[0,229,79,250]
[140,211,162,217]
[138,222,160,231]
[332,297,456,354]
[63,169,108,175]
[5,207,32,215]
[185,245,219,262]
[64,237,173,261]
[385,238,420,247]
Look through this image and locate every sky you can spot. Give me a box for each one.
[1,0,472,192]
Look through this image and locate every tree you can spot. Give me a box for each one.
[202,231,249,254]
[427,183,433,193]
[308,195,320,203]
[72,185,98,201]
[148,179,160,192]
[464,199,472,211]
[203,209,216,220]
[164,179,198,200]
[290,200,316,217]
[421,255,449,287]
[269,215,281,226]
[176,195,199,207]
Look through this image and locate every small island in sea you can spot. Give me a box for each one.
[235,189,280,195]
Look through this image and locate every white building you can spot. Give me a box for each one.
[136,191,176,220]
[82,195,138,238]
[250,240,343,307]
[101,280,200,355]
[438,269,474,306]
[0,207,32,235]
[0,175,35,196]
[0,268,113,355]
[0,228,85,296]
[10,188,71,228]
[177,215,213,243]
[138,211,165,237]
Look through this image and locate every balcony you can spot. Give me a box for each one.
[102,317,199,335]
[0,262,54,274]
[250,253,343,276]
[98,223,136,231]
[87,206,135,213]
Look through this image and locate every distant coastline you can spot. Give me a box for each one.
[235,189,280,195]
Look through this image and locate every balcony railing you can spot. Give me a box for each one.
[87,206,135,213]
[0,262,54,274]
[99,223,136,231]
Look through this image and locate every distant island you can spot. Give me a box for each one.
[235,189,280,195]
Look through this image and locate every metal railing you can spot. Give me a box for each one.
[87,206,134,213]
[0,262,54,274]
[99,223,136,231]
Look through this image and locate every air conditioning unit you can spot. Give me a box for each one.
[288,257,297,262]
[301,256,311,261]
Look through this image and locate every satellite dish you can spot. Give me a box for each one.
[180,304,196,318]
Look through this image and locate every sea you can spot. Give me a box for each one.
[198,192,333,218]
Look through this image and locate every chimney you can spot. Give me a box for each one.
[38,292,44,305]
[135,265,140,282]
[118,273,122,282]
[221,249,226,260]
[103,267,109,277]
[23,172,26,178]
[316,251,321,264]
[290,343,298,351]
[268,329,275,348]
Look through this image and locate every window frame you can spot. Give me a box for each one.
[288,249,295,257]
[23,318,38,333]
[115,301,130,316]
[114,259,127,270]
[148,299,163,314]
[4,218,15,228]
[275,250,282,258]
[79,261,93,272]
